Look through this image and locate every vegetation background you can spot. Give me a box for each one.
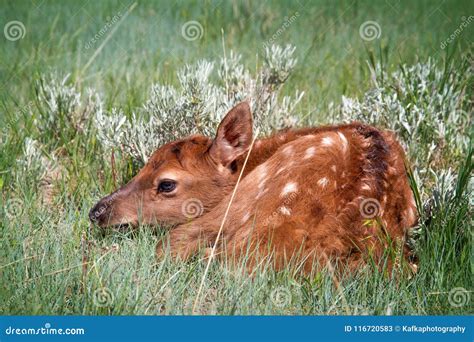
[0,0,472,315]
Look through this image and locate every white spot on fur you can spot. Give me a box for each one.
[256,188,268,200]
[338,132,348,152]
[254,166,268,194]
[361,183,371,191]
[283,145,294,156]
[321,137,334,146]
[407,207,416,222]
[242,212,251,224]
[281,182,298,197]
[304,147,316,159]
[331,165,337,172]
[387,166,397,175]
[361,138,371,148]
[159,172,178,180]
[317,177,329,188]
[256,165,267,183]
[276,167,285,175]
[279,206,291,216]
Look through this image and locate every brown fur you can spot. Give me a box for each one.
[89,102,417,272]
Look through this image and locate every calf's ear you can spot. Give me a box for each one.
[208,102,253,167]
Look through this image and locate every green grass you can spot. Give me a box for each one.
[0,0,473,315]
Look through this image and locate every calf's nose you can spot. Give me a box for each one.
[89,200,108,224]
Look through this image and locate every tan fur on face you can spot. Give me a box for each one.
[89,134,240,227]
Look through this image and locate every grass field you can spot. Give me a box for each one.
[0,0,473,315]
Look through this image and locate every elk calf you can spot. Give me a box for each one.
[90,102,417,271]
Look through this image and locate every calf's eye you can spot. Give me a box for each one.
[158,180,177,193]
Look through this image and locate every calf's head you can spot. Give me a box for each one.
[89,102,253,227]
